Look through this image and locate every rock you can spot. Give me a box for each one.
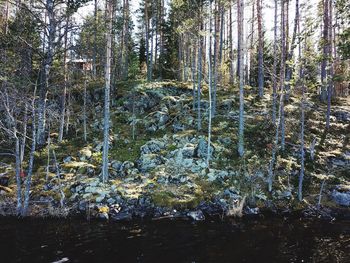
[154,109,169,127]
[207,170,228,182]
[172,122,185,132]
[187,210,205,221]
[181,144,195,158]
[0,174,9,187]
[63,156,72,163]
[332,185,350,206]
[218,137,232,146]
[195,138,214,158]
[137,154,165,171]
[124,89,163,114]
[94,142,103,152]
[333,110,350,122]
[111,160,123,171]
[110,210,132,221]
[96,195,105,203]
[140,140,166,154]
[223,189,241,200]
[219,98,234,111]
[244,206,260,215]
[78,147,92,161]
[107,198,116,205]
[121,161,134,171]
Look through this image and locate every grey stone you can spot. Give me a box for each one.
[195,138,214,158]
[332,189,350,206]
[187,210,205,221]
[140,140,166,154]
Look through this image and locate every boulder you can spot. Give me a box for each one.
[140,140,166,154]
[78,147,92,161]
[137,154,165,171]
[0,174,9,187]
[333,110,350,122]
[187,210,205,221]
[195,138,214,158]
[332,185,350,206]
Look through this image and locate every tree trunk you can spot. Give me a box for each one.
[320,0,329,102]
[197,30,203,132]
[257,0,264,98]
[229,4,234,84]
[93,0,98,78]
[58,14,70,142]
[326,0,333,130]
[285,0,299,100]
[237,0,245,157]
[83,73,88,142]
[207,0,213,167]
[298,16,305,202]
[102,0,113,183]
[272,0,278,123]
[280,0,286,151]
[37,0,55,146]
[22,86,37,216]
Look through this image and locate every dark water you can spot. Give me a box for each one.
[0,216,349,263]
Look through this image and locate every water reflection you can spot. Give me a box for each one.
[0,217,349,262]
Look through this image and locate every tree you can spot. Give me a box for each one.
[102,0,113,183]
[237,0,245,157]
[257,0,264,98]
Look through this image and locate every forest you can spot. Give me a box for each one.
[0,0,349,223]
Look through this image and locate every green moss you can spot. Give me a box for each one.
[151,188,203,209]
[167,144,177,152]
[109,138,148,162]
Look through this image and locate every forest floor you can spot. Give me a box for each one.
[0,80,349,220]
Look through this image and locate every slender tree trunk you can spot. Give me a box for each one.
[20,104,28,164]
[268,0,286,191]
[37,0,55,146]
[58,14,70,142]
[197,30,203,132]
[320,0,329,102]
[83,72,88,142]
[285,0,299,100]
[237,0,245,157]
[272,0,278,123]
[148,1,154,81]
[229,4,234,84]
[326,0,333,130]
[93,0,98,78]
[102,0,113,183]
[145,0,150,81]
[192,45,197,111]
[22,86,37,216]
[298,17,305,202]
[15,132,22,215]
[280,0,286,151]
[257,0,264,98]
[249,0,255,86]
[207,0,213,167]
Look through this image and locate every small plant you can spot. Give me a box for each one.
[226,196,247,218]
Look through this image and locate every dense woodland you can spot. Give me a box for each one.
[0,0,349,220]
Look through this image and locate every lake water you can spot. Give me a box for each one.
[0,216,349,262]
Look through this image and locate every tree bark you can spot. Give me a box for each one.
[102,0,113,183]
[237,0,245,157]
[257,0,264,98]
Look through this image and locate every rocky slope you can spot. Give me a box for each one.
[0,81,349,220]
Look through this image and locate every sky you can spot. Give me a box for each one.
[74,0,319,42]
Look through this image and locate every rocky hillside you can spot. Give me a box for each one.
[0,81,349,220]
